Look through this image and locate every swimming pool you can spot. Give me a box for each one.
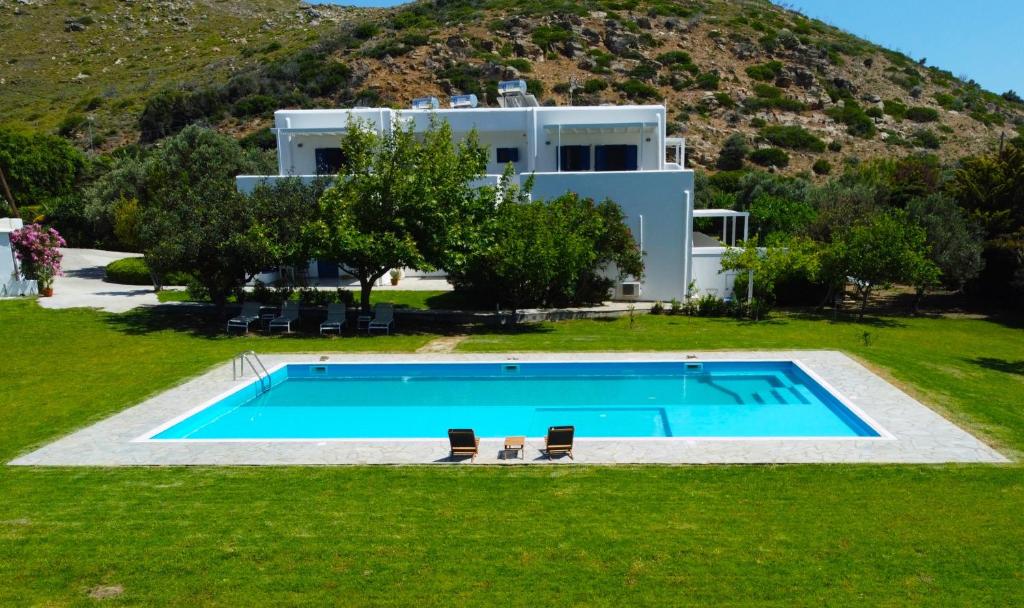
[147,361,883,440]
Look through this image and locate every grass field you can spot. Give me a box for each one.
[1,299,1022,605]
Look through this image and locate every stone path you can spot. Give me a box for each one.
[416,335,468,353]
[38,248,160,313]
[9,351,1008,466]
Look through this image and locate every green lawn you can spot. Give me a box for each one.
[1,299,1022,605]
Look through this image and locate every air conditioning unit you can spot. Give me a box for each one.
[449,94,479,109]
[411,96,440,110]
[620,281,641,298]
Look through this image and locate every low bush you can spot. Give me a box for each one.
[748,147,790,167]
[614,79,659,100]
[934,92,961,110]
[583,78,608,93]
[745,60,784,82]
[826,101,876,138]
[911,128,941,149]
[717,134,750,170]
[504,58,532,73]
[105,257,191,286]
[760,125,826,152]
[906,106,940,122]
[743,85,807,112]
[695,71,720,90]
[883,99,907,119]
[812,159,832,175]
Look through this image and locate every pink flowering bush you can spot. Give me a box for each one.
[10,224,65,290]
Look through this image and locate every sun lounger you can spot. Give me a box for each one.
[320,302,347,335]
[448,428,480,462]
[544,425,575,460]
[226,301,261,334]
[268,301,300,333]
[367,303,394,335]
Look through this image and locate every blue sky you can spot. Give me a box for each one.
[313,0,1022,94]
[788,0,1023,94]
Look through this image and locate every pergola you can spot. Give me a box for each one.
[692,208,750,247]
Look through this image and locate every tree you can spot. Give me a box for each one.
[948,144,1024,239]
[308,116,489,311]
[0,127,87,210]
[241,177,329,285]
[716,134,749,170]
[138,126,276,309]
[449,190,644,309]
[806,180,879,242]
[906,193,985,292]
[720,235,820,314]
[822,210,937,320]
[749,194,816,239]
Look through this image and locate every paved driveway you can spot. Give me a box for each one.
[38,248,160,313]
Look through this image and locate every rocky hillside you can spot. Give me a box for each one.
[2,0,1022,175]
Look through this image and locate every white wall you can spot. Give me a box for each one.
[530,171,693,302]
[691,248,742,300]
[273,105,668,175]
[0,218,24,282]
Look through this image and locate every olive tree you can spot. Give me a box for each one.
[906,193,985,292]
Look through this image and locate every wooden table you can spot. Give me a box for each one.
[503,436,525,460]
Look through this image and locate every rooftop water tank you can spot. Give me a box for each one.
[449,94,479,109]
[411,96,440,110]
[498,80,528,96]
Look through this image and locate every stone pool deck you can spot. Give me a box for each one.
[10,351,1007,466]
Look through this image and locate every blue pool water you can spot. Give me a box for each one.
[151,361,879,440]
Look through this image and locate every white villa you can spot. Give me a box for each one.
[237,83,747,302]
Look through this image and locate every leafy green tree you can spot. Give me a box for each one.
[822,210,937,320]
[138,126,275,308]
[308,117,489,311]
[906,193,985,292]
[720,235,821,313]
[749,194,816,239]
[733,171,810,211]
[239,177,330,284]
[450,190,644,309]
[948,144,1024,239]
[806,181,879,242]
[0,127,87,211]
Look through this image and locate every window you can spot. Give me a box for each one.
[315,148,345,175]
[559,145,591,171]
[594,145,638,171]
[496,147,520,163]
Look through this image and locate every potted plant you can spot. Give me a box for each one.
[10,223,65,297]
[389,268,402,286]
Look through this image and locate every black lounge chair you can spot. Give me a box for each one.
[544,425,575,460]
[448,428,480,462]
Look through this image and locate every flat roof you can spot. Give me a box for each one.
[693,209,750,218]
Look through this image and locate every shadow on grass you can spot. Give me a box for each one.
[104,305,473,339]
[784,310,909,329]
[965,357,1024,376]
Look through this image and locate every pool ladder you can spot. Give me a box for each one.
[233,351,271,393]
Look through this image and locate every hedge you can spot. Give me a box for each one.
[105,257,191,286]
